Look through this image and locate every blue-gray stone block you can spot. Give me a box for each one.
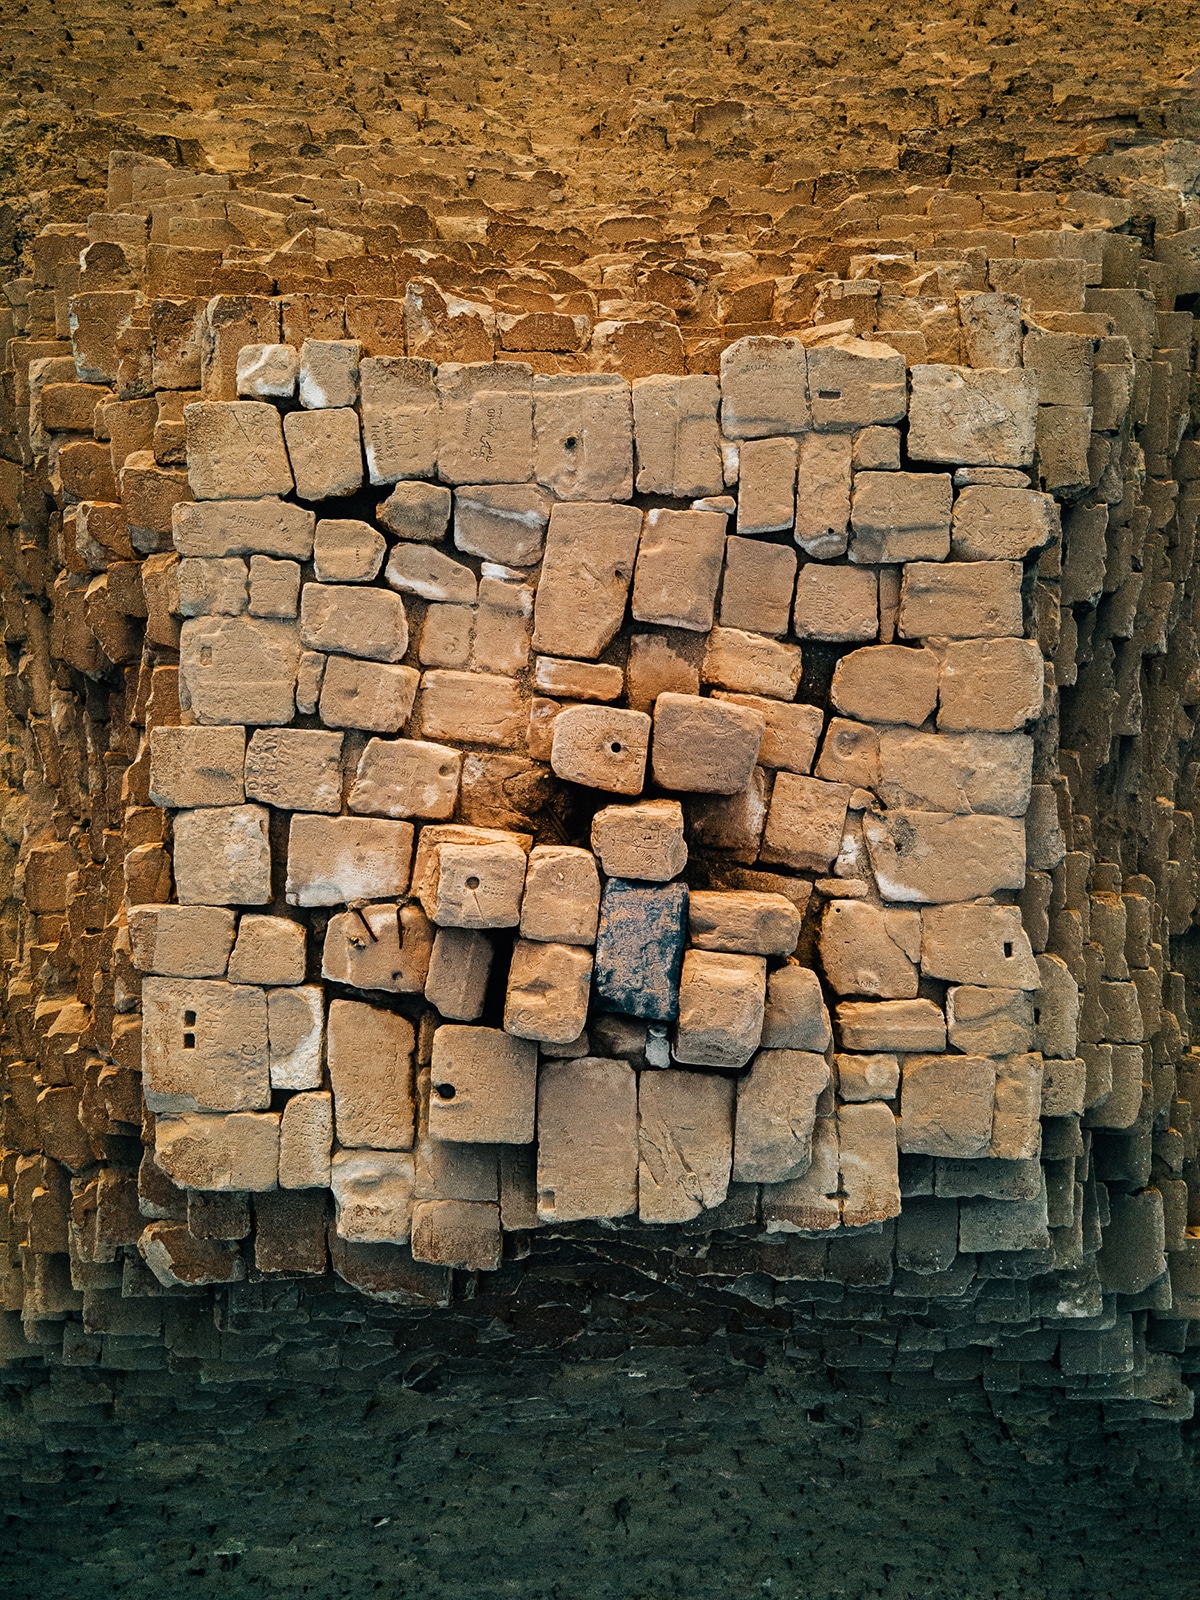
[593,879,688,1022]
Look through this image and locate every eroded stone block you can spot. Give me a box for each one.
[327,1000,415,1150]
[536,1057,638,1222]
[732,1048,829,1183]
[638,1070,733,1223]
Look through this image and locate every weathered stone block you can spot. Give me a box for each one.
[244,728,343,813]
[849,471,952,563]
[453,483,553,568]
[638,1070,733,1223]
[907,366,1037,467]
[950,485,1058,561]
[837,999,946,1053]
[279,1091,333,1189]
[533,373,633,501]
[651,693,763,794]
[128,905,236,978]
[173,804,272,906]
[792,564,877,642]
[267,984,324,1089]
[863,809,1026,902]
[142,977,269,1113]
[327,1000,415,1150]
[531,502,641,660]
[149,724,246,809]
[632,374,722,497]
[838,1101,900,1228]
[319,657,419,733]
[300,582,408,662]
[937,638,1044,732]
[898,1055,996,1157]
[520,845,602,943]
[185,401,293,500]
[228,916,306,987]
[180,616,300,726]
[806,337,906,431]
[504,940,593,1044]
[313,517,385,583]
[349,737,461,821]
[428,1025,537,1145]
[550,704,650,795]
[418,670,526,746]
[423,839,527,928]
[760,772,851,872]
[732,1049,829,1183]
[594,879,688,1021]
[674,949,766,1068]
[720,335,809,438]
[632,509,726,632]
[424,928,493,1021]
[820,900,921,998]
[688,890,801,956]
[330,1148,415,1244]
[155,1111,280,1192]
[536,1057,638,1222]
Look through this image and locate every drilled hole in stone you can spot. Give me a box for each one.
[564,435,578,449]
[182,1033,196,1050]
[465,875,481,889]
[433,1082,456,1099]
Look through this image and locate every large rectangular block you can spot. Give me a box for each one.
[520,844,602,942]
[348,737,461,821]
[651,692,764,794]
[536,1057,638,1222]
[849,471,952,564]
[330,1148,415,1243]
[531,502,642,660]
[128,905,236,978]
[285,814,413,906]
[732,1048,829,1183]
[319,657,419,733]
[760,772,850,872]
[806,337,906,431]
[837,1101,900,1228]
[533,373,633,500]
[321,902,433,995]
[876,729,1032,817]
[898,560,1023,639]
[173,804,272,906]
[418,670,527,746]
[278,1091,333,1188]
[907,366,1037,467]
[504,940,593,1044]
[761,1116,840,1233]
[632,509,726,633]
[720,335,809,438]
[172,497,314,560]
[326,1000,415,1149]
[437,361,533,484]
[898,1055,996,1157]
[185,401,293,500]
[937,638,1044,732]
[921,903,1040,988]
[594,879,688,1021]
[734,438,798,537]
[359,355,437,484]
[701,627,802,701]
[674,949,765,1068]
[837,999,946,1053]
[142,977,270,1113]
[428,1025,537,1144]
[300,582,409,663]
[793,434,852,558]
[638,1070,733,1223]
[244,728,343,813]
[863,810,1026,902]
[181,616,300,726]
[155,1111,280,1192]
[711,693,823,773]
[632,374,723,497]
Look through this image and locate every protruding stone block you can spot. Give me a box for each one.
[428,1025,537,1145]
[594,879,688,1021]
[423,839,527,928]
[173,804,272,906]
[504,940,593,1044]
[520,845,602,943]
[244,728,343,813]
[550,704,650,795]
[761,961,831,1051]
[651,692,763,794]
[326,1000,415,1150]
[732,1049,829,1183]
[536,1058,638,1222]
[674,949,765,1068]
[688,890,801,956]
[155,1111,280,1192]
[142,977,269,1113]
[285,814,413,906]
[898,1055,996,1157]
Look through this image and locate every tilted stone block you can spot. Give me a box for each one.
[632,374,722,497]
[760,961,831,1051]
[142,977,269,1113]
[651,692,763,794]
[185,401,293,500]
[531,502,641,660]
[330,1148,415,1244]
[830,644,939,728]
[424,928,493,1020]
[313,517,385,583]
[453,483,552,567]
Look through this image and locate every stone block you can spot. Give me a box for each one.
[734,438,798,536]
[958,1184,1051,1254]
[386,543,478,607]
[319,657,419,733]
[625,631,701,712]
[838,1101,900,1228]
[437,361,533,485]
[348,737,461,821]
[814,717,876,791]
[732,1048,829,1183]
[836,1053,899,1102]
[550,704,650,795]
[285,814,413,906]
[686,767,770,860]
[688,890,801,956]
[651,692,763,794]
[128,905,236,978]
[792,564,877,642]
[921,903,1039,989]
[632,374,722,497]
[376,479,450,542]
[531,502,641,660]
[937,637,1044,732]
[173,804,272,906]
[142,977,269,1113]
[794,434,852,558]
[761,961,831,1051]
[946,986,1034,1057]
[294,336,360,410]
[950,485,1058,561]
[428,1025,537,1144]
[876,729,1032,817]
[853,426,901,471]
[720,335,809,438]
[177,556,248,617]
[899,1055,996,1157]
[155,1111,280,1192]
[425,928,493,1021]
[536,1058,638,1222]
[300,582,408,662]
[838,999,946,1053]
[674,949,766,1068]
[720,535,797,637]
[420,604,472,668]
[907,366,1037,467]
[236,343,298,399]
[173,497,314,560]
[760,1117,840,1233]
[411,1199,501,1272]
[898,559,1024,639]
[806,337,906,431]
[422,839,527,928]
[533,373,633,500]
[830,644,938,727]
[327,999,415,1149]
[411,824,532,903]
[594,879,688,1021]
[418,670,526,746]
[632,508,726,632]
[313,517,385,583]
[329,1148,415,1244]
[149,724,245,809]
[472,576,533,675]
[180,616,300,726]
[760,772,850,872]
[863,809,1026,903]
[819,900,920,998]
[267,984,323,1089]
[959,291,1022,368]
[359,356,437,485]
[1034,954,1080,1063]
[520,845,602,942]
[185,401,293,500]
[226,916,305,987]
[990,1054,1044,1160]
[278,1092,333,1188]
[1097,1190,1166,1297]
[244,727,343,813]
[849,471,952,564]
[533,658,623,704]
[453,483,553,568]
[321,902,433,995]
[248,555,301,619]
[638,1070,734,1223]
[504,940,593,1044]
[589,801,684,885]
[710,694,823,773]
[701,627,802,701]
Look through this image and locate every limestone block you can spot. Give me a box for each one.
[761,1116,840,1233]
[428,1025,537,1144]
[235,342,298,400]
[533,658,623,704]
[814,718,878,789]
[177,556,248,617]
[921,903,1039,989]
[533,373,632,500]
[900,559,1024,640]
[180,616,300,726]
[174,497,314,561]
[472,576,533,675]
[1085,1042,1144,1130]
[437,361,533,485]
[701,627,802,701]
[418,670,526,746]
[185,401,293,500]
[898,1055,996,1157]
[836,1053,899,1102]
[520,845,602,942]
[632,374,722,497]
[792,564,877,642]
[688,890,801,956]
[228,916,306,987]
[321,902,433,995]
[349,737,461,821]
[838,1101,900,1228]
[385,542,478,606]
[674,949,766,1068]
[937,638,1044,732]
[327,1000,415,1149]
[359,356,437,485]
[504,939,593,1044]
[531,503,641,660]
[710,694,823,773]
[638,1070,734,1223]
[425,928,493,1020]
[319,657,419,733]
[719,535,797,636]
[411,1199,501,1271]
[453,483,553,568]
[761,772,851,872]
[551,704,650,795]
[761,961,831,1051]
[863,809,1026,903]
[1097,1190,1166,1297]
[794,434,852,558]
[155,1111,280,1192]
[420,604,472,668]
[244,727,343,813]
[819,900,920,998]
[946,986,1034,1057]
[1033,953,1080,1062]
[959,291,1022,367]
[173,804,272,906]
[411,823,532,904]
[734,438,798,537]
[651,693,763,794]
[297,338,359,410]
[330,1148,415,1243]
[285,814,413,906]
[958,1183,1051,1254]
[907,366,1037,467]
[594,879,688,1021]
[423,839,527,928]
[950,485,1058,561]
[127,905,236,978]
[838,999,946,1053]
[632,508,726,632]
[149,724,245,809]
[279,1091,333,1188]
[267,984,323,1089]
[295,651,326,715]
[853,426,901,471]
[249,555,301,619]
[849,471,952,564]
[376,479,450,542]
[806,337,906,431]
[625,631,701,711]
[536,1058,638,1222]
[876,729,1033,817]
[687,769,770,860]
[142,977,269,1112]
[990,1054,1044,1160]
[313,517,385,583]
[830,644,938,727]
[300,581,408,662]
[731,1048,829,1184]
[590,801,685,884]
[720,335,810,439]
